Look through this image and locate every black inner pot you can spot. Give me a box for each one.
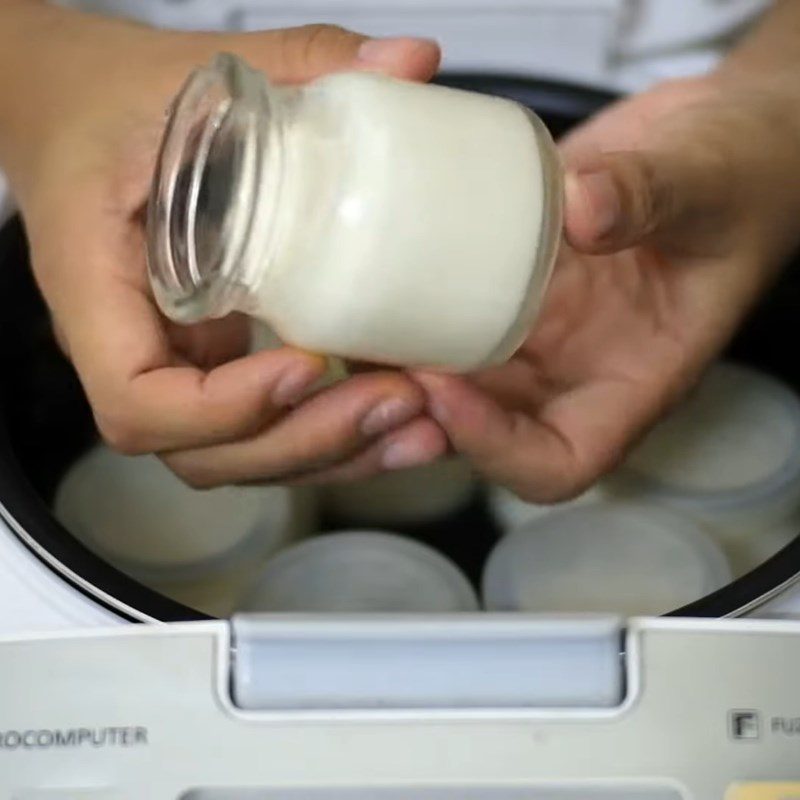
[0,73,798,623]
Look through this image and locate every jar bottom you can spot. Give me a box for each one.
[477,110,564,370]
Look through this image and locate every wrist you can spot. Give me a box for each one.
[702,66,800,259]
[0,4,169,203]
[711,0,800,119]
[0,3,87,180]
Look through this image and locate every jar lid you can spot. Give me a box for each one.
[54,446,293,581]
[482,502,732,615]
[321,460,476,526]
[616,362,800,517]
[238,531,480,613]
[488,482,608,532]
[147,53,272,322]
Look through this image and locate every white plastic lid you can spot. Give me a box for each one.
[238,531,480,613]
[322,460,476,526]
[618,362,800,517]
[482,503,732,615]
[54,446,296,581]
[489,482,609,532]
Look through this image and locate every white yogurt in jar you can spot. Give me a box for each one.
[148,55,563,372]
[260,72,561,370]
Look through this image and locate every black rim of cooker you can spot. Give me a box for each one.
[0,420,205,622]
[0,72,797,623]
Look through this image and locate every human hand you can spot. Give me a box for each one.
[0,5,446,487]
[415,73,800,501]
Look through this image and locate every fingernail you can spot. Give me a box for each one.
[357,36,438,69]
[272,364,319,407]
[381,437,436,471]
[360,397,418,437]
[575,170,620,239]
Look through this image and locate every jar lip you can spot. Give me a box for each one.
[146,53,269,323]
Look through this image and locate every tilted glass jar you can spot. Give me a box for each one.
[147,53,563,372]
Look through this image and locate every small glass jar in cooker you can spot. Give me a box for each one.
[147,54,563,372]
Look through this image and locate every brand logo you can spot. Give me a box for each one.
[0,726,148,751]
[729,709,761,741]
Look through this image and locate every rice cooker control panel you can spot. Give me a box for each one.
[0,616,798,798]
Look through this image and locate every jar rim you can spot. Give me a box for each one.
[146,53,270,323]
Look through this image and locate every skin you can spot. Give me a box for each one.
[0,3,447,488]
[2,1,800,498]
[414,65,800,501]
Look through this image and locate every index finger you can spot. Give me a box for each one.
[42,215,327,454]
[412,370,659,502]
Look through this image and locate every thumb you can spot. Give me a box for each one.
[231,25,441,84]
[564,148,733,256]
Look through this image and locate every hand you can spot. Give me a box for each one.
[2,5,446,487]
[414,73,800,501]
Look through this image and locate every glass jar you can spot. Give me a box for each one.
[147,53,563,372]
